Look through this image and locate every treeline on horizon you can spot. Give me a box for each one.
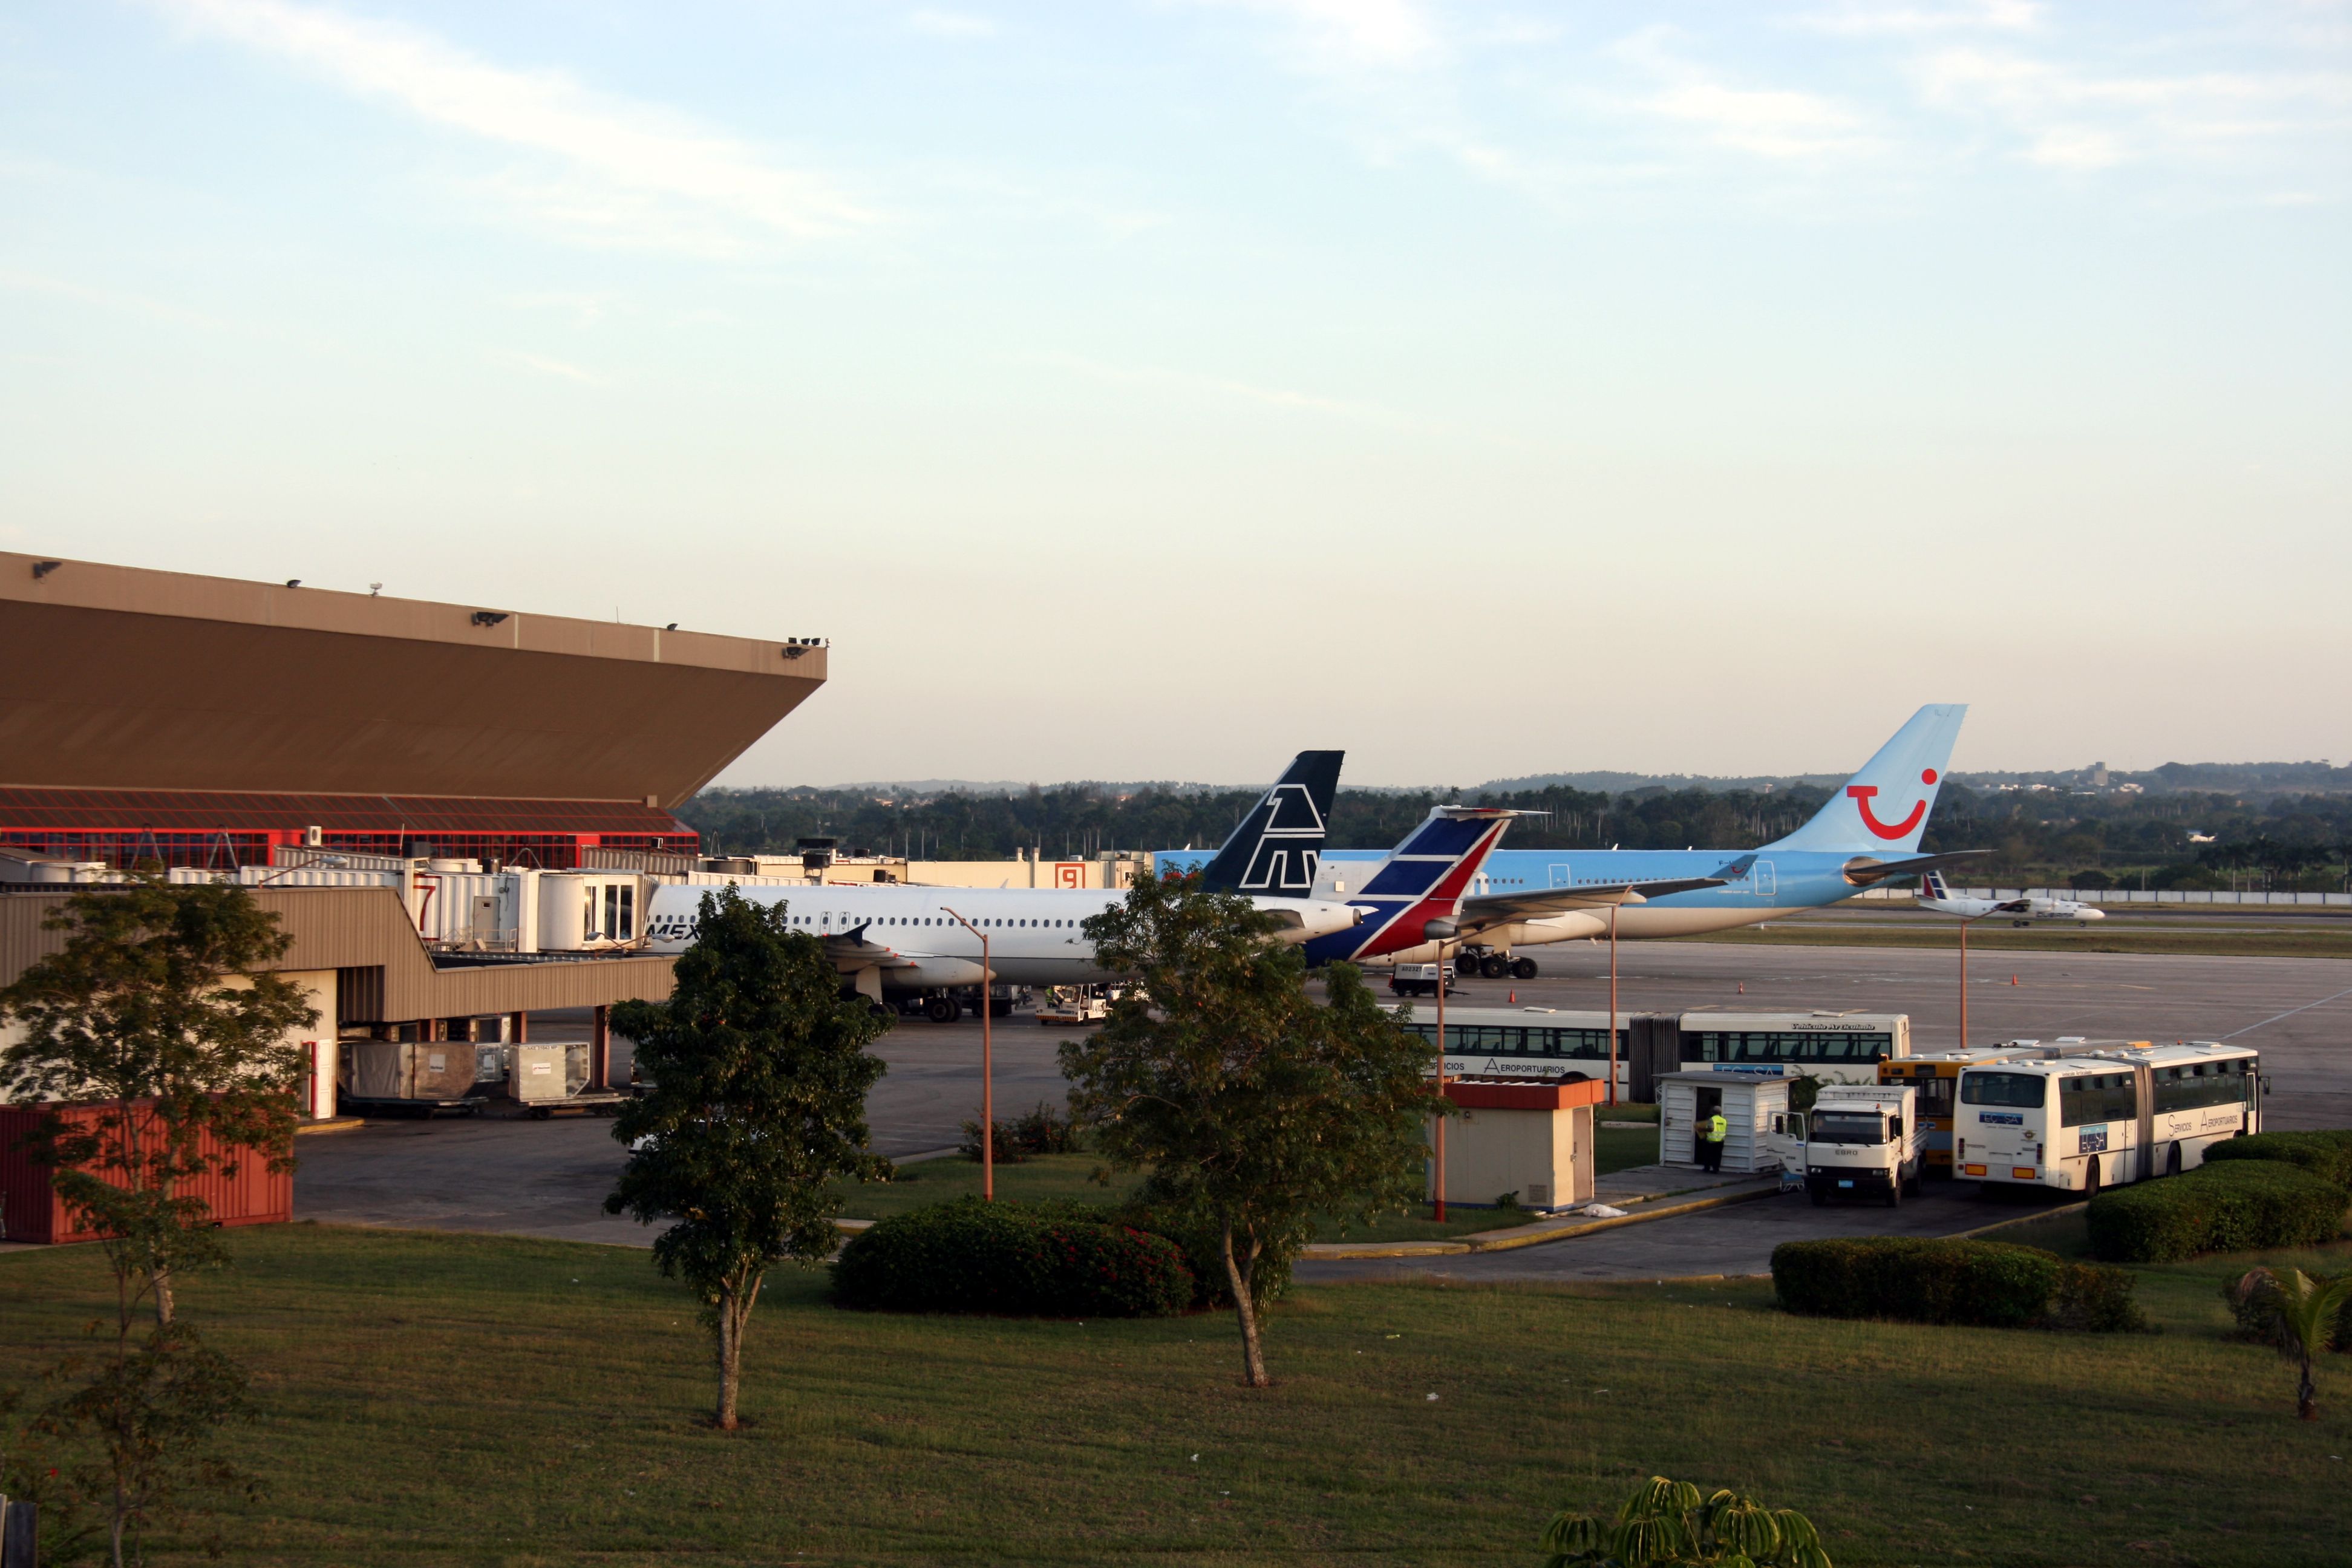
[676,779,2352,891]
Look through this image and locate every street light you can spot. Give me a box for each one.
[1958,906,1998,1051]
[939,906,995,1202]
[1606,901,1621,1111]
[1435,932,1451,1223]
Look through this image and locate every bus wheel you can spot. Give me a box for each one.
[2165,1143,2182,1178]
[2083,1156,2100,1196]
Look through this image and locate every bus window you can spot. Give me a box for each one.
[2060,1073,2137,1127]
[1962,1073,2047,1109]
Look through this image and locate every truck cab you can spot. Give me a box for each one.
[1803,1085,1926,1207]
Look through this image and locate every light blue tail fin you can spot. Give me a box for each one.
[1769,705,1967,853]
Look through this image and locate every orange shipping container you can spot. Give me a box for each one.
[0,1099,294,1246]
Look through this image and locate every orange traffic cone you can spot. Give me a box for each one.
[1508,990,1516,1004]
[2010,975,2019,985]
[1737,981,1745,995]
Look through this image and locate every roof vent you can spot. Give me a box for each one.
[471,610,509,627]
[31,560,61,580]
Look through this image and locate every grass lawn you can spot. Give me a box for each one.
[7,1225,2350,1567]
[1679,921,2352,961]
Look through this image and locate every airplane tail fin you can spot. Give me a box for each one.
[1768,704,1967,854]
[1194,750,1344,896]
[1324,806,1520,961]
[1921,869,1952,901]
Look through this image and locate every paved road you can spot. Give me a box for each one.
[295,944,2352,1267]
[1298,1187,2073,1284]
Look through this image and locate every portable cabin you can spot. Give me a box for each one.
[1657,1071,1790,1174]
[1428,1074,1606,1213]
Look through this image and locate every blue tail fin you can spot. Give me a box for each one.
[1194,750,1344,895]
[1769,704,1967,853]
[1922,869,1952,901]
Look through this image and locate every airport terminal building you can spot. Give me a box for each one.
[0,550,828,1122]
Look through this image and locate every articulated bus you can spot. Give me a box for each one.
[1387,1007,1912,1100]
[1956,1041,2264,1193]
[1880,1045,2043,1174]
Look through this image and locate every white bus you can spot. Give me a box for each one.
[1387,1006,1913,1100]
[1388,1008,1635,1098]
[1956,1040,2264,1193]
[1671,1011,1911,1088]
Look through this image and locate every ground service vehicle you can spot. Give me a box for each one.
[1801,1084,1927,1207]
[1879,1045,2039,1173]
[1035,987,1107,1026]
[1388,1006,1633,1097]
[1957,1041,2262,1192]
[1389,963,1456,998]
[1674,1011,1911,1087]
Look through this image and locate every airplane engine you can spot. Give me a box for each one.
[882,956,991,990]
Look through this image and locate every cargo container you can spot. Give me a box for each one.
[0,1098,293,1245]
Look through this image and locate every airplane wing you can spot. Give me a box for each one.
[1839,849,1992,887]
[822,924,929,971]
[1452,875,1729,936]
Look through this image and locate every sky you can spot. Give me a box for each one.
[2,1,2347,788]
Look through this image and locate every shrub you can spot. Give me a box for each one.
[2201,1131,2352,1194]
[2085,1160,2348,1263]
[830,1200,1192,1318]
[1116,1201,1293,1311]
[1772,1238,2060,1328]
[2045,1261,2152,1333]
[957,1100,1083,1165]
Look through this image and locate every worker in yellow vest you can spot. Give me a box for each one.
[1699,1108,1729,1173]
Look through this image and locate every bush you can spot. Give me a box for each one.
[2046,1261,2152,1333]
[2201,1131,2352,1194]
[957,1100,1083,1165]
[2224,1267,2352,1353]
[1116,1201,1294,1311]
[830,1200,1191,1318]
[1771,1238,2062,1328]
[2085,1159,2348,1263]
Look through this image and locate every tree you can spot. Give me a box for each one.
[604,889,891,1430]
[1542,1475,1832,1568]
[0,877,314,1325]
[0,878,306,1566]
[1064,870,1439,1388]
[2230,1267,2352,1420]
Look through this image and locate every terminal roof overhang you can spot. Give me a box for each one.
[0,552,825,809]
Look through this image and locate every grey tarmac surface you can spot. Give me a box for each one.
[294,942,2351,1267]
[1296,1185,2073,1284]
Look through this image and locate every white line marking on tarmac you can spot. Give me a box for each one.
[2223,986,2352,1041]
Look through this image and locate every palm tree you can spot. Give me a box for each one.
[1543,1476,1832,1568]
[2230,1267,2352,1420]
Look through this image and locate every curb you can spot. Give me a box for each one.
[1951,1200,2089,1240]
[294,1117,367,1137]
[1305,1180,1784,1260]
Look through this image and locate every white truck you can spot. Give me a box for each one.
[1388,962,1457,998]
[1800,1084,1927,1207]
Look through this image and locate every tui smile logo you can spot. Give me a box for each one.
[1848,768,1938,841]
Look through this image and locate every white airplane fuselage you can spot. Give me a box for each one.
[1917,893,2104,924]
[644,882,1360,991]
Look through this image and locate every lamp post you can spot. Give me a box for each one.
[940,906,994,1202]
[1958,908,1995,1051]
[1434,935,1450,1223]
[1606,901,1621,1110]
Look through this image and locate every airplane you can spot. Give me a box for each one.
[1298,806,1733,970]
[1160,704,1982,978]
[644,750,1362,1019]
[1914,869,2104,926]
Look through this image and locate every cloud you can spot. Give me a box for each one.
[1797,0,2042,37]
[493,350,610,388]
[906,8,995,38]
[150,0,872,253]
[1034,351,1404,423]
[1180,0,1439,71]
[1915,45,2352,172]
[1616,30,1876,161]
